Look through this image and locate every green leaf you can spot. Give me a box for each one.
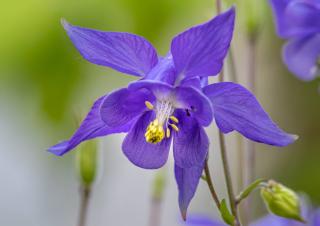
[219,199,235,226]
[200,174,207,182]
[236,178,265,203]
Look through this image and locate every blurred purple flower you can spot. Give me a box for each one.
[251,205,320,226]
[183,215,226,226]
[184,204,320,226]
[269,0,320,81]
[49,7,297,219]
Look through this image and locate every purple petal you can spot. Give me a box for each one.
[283,34,320,81]
[173,110,209,168]
[48,95,131,156]
[144,53,177,85]
[249,215,292,226]
[62,20,158,76]
[100,87,154,127]
[250,213,307,226]
[185,216,226,226]
[171,7,235,78]
[203,82,298,146]
[128,80,173,100]
[312,209,320,226]
[180,77,209,90]
[270,0,320,38]
[175,163,204,220]
[175,87,213,126]
[122,111,172,169]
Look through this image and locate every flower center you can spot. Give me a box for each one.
[144,100,179,144]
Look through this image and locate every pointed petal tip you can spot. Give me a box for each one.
[47,141,69,156]
[180,210,187,221]
[60,18,70,29]
[291,134,299,141]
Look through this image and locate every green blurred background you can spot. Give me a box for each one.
[0,0,320,225]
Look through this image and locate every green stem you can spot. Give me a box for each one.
[228,47,238,83]
[216,0,222,13]
[243,36,258,223]
[216,1,241,225]
[219,132,241,226]
[148,198,162,226]
[78,186,91,226]
[204,159,221,209]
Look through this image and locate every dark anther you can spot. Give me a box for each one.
[186,109,191,117]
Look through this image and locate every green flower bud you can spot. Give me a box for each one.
[76,140,98,187]
[152,170,166,200]
[260,180,304,222]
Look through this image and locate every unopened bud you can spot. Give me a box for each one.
[260,180,304,222]
[152,170,166,200]
[76,140,98,187]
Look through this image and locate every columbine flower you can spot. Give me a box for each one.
[269,0,320,81]
[49,7,297,219]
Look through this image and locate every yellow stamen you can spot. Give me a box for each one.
[145,119,165,144]
[170,124,179,132]
[169,115,179,123]
[145,101,154,110]
[166,128,171,138]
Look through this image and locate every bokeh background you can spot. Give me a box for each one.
[1,0,320,226]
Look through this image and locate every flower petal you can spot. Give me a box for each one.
[62,20,158,76]
[185,216,226,226]
[270,0,320,38]
[180,77,209,90]
[100,87,154,127]
[250,215,293,226]
[175,87,213,126]
[171,7,235,78]
[173,110,209,168]
[128,80,174,100]
[48,95,132,156]
[122,111,172,169]
[144,53,177,85]
[175,163,204,220]
[283,34,320,81]
[203,82,298,146]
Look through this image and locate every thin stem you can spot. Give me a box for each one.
[228,47,238,83]
[78,186,91,226]
[219,132,241,226]
[216,0,240,224]
[216,0,222,14]
[243,37,258,223]
[248,37,257,93]
[148,198,162,226]
[204,159,221,209]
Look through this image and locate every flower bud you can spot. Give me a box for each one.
[76,140,98,187]
[152,170,166,200]
[260,180,304,222]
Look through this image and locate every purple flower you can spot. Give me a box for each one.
[183,207,320,226]
[49,7,297,219]
[269,0,320,81]
[183,215,226,226]
[251,206,320,226]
